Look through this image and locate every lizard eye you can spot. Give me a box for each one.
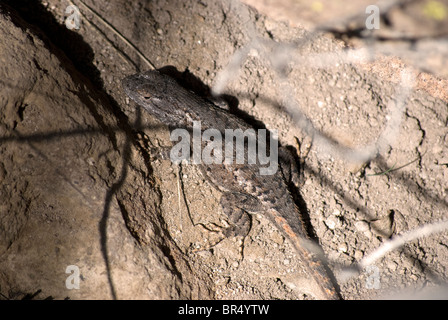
[137,88,152,100]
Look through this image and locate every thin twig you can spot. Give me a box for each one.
[367,151,425,176]
[361,219,448,268]
[71,0,155,70]
[340,219,448,282]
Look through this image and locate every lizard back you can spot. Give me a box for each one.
[122,70,340,299]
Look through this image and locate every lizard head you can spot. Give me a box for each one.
[122,70,194,128]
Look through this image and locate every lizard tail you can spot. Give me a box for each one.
[268,209,341,300]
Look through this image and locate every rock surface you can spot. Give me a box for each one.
[0,0,447,299]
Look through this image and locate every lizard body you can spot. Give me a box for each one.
[122,70,340,300]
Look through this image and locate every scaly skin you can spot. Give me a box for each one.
[122,70,341,300]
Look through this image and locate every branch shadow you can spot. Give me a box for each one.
[1,0,446,300]
[0,2,185,300]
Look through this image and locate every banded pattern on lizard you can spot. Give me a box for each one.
[122,70,340,300]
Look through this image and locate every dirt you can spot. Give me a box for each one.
[0,0,447,300]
